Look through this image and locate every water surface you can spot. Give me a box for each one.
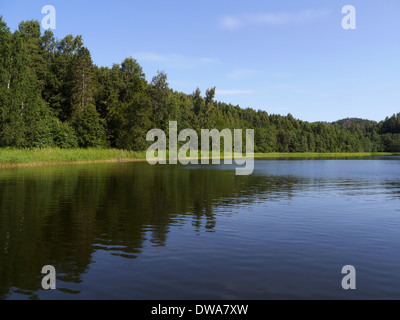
[1,158,400,299]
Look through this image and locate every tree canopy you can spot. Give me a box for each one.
[0,17,399,152]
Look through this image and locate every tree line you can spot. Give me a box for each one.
[0,18,399,152]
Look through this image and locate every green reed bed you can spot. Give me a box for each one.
[0,148,147,166]
[0,149,398,168]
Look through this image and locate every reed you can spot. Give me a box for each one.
[0,148,398,168]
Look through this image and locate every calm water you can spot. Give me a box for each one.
[1,158,400,300]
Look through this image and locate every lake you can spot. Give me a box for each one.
[1,157,400,300]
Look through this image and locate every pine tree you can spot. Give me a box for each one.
[70,47,107,148]
[71,47,96,116]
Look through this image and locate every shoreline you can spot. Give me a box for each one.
[0,151,398,169]
[0,158,147,169]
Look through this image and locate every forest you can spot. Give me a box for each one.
[1,18,400,153]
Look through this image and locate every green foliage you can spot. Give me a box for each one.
[71,47,96,117]
[52,120,79,149]
[116,93,153,151]
[73,104,108,148]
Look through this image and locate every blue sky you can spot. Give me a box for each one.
[1,0,399,122]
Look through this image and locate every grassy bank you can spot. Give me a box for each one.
[0,149,398,168]
[0,148,147,167]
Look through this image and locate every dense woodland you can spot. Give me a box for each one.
[1,18,400,152]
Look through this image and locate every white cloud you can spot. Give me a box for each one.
[216,89,254,95]
[227,69,259,80]
[134,52,217,69]
[274,83,292,89]
[220,9,330,29]
[267,106,290,112]
[274,83,328,98]
[271,72,292,79]
[220,16,242,30]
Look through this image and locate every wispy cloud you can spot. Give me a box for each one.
[274,83,328,98]
[216,89,254,95]
[220,16,243,29]
[167,79,198,89]
[267,106,290,112]
[220,9,330,30]
[274,83,292,89]
[134,52,217,69]
[227,69,259,80]
[271,72,292,79]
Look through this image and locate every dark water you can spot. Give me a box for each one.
[1,158,400,300]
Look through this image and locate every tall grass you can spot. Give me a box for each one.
[0,148,146,166]
[0,148,398,168]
